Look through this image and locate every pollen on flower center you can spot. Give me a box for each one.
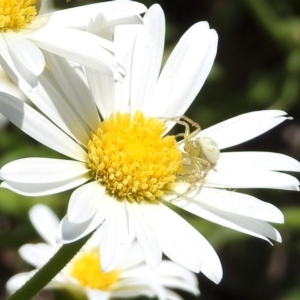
[86,111,182,203]
[0,0,38,32]
[69,249,118,290]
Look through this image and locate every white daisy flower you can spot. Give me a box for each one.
[0,4,299,284]
[6,204,200,300]
[0,0,147,86]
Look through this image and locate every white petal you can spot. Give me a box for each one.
[174,186,284,223]
[21,12,49,33]
[108,14,144,28]
[146,22,218,123]
[57,215,99,244]
[161,290,186,300]
[171,188,282,242]
[218,211,283,242]
[0,35,38,87]
[47,1,147,28]
[0,113,8,129]
[151,277,199,297]
[19,243,57,268]
[67,181,105,223]
[29,204,60,245]
[153,260,199,287]
[57,214,98,244]
[130,4,165,112]
[117,242,144,270]
[85,14,116,119]
[0,93,86,161]
[127,201,162,269]
[87,12,112,41]
[43,52,100,131]
[205,169,300,191]
[28,68,91,146]
[1,175,89,196]
[122,261,199,296]
[85,225,104,249]
[86,67,115,120]
[0,158,89,183]
[113,24,143,114]
[148,203,222,283]
[100,200,132,272]
[217,152,300,172]
[111,279,165,299]
[200,110,289,149]
[6,271,36,294]
[27,27,122,80]
[0,63,27,101]
[207,206,282,242]
[57,193,114,243]
[4,32,44,75]
[86,289,110,300]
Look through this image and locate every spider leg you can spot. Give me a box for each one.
[159,115,201,140]
[170,156,210,202]
[193,157,211,178]
[180,115,201,139]
[169,117,192,138]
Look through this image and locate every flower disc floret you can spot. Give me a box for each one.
[69,249,118,290]
[0,0,37,32]
[86,111,183,203]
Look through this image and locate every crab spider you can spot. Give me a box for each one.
[164,115,220,199]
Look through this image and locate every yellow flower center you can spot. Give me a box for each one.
[0,0,38,32]
[86,111,182,203]
[69,249,118,290]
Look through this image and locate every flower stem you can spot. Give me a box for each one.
[6,233,92,300]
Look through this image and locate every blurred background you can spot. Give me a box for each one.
[1,0,300,299]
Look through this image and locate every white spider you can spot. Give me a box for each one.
[165,116,220,199]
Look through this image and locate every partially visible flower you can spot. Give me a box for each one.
[0,65,27,129]
[6,204,200,300]
[1,3,300,285]
[0,0,147,86]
